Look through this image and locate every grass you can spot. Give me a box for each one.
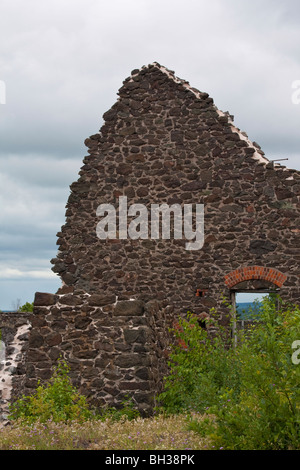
[0,413,210,450]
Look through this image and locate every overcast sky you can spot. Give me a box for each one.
[1,0,300,309]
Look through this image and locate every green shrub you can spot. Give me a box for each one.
[9,358,94,424]
[205,296,300,450]
[18,302,34,312]
[100,395,140,422]
[158,312,241,414]
[160,297,300,450]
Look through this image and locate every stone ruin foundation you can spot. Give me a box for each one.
[1,62,300,418]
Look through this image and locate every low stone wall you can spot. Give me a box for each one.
[19,292,174,416]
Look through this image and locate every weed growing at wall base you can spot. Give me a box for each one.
[9,358,94,424]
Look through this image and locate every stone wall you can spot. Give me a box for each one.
[2,63,300,416]
[22,292,174,415]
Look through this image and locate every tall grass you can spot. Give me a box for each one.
[0,414,209,450]
[1,355,209,450]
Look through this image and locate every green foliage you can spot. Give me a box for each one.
[209,296,300,450]
[18,302,34,312]
[9,358,94,424]
[160,297,300,450]
[100,395,140,422]
[158,313,241,414]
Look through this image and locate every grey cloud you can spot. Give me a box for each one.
[0,155,82,188]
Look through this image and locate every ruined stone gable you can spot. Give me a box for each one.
[51,62,300,312]
[1,63,300,416]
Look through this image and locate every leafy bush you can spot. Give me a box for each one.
[158,312,241,414]
[18,302,34,312]
[9,358,94,424]
[160,296,300,450]
[100,395,140,422]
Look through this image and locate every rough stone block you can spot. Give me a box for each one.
[34,292,56,306]
[115,353,150,368]
[89,294,116,306]
[113,300,144,316]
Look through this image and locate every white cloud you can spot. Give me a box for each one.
[0,268,56,280]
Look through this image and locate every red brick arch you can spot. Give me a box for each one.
[224,266,287,289]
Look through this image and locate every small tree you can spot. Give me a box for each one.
[18,302,34,312]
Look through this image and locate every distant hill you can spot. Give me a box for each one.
[236,302,263,319]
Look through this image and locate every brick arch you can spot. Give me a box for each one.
[224,266,287,289]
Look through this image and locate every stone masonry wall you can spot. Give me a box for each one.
[2,63,300,416]
[23,292,174,415]
[51,62,300,323]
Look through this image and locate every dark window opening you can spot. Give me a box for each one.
[197,319,207,330]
